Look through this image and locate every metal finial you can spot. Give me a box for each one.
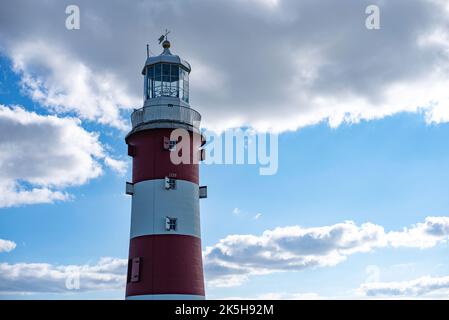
[146,44,149,58]
[162,40,171,49]
[158,29,171,45]
[164,29,170,40]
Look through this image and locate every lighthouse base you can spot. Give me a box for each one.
[125,234,205,298]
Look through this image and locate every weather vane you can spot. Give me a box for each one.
[158,29,171,44]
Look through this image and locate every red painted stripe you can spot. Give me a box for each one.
[127,129,201,184]
[126,234,205,297]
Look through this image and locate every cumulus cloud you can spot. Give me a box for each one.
[104,156,128,176]
[10,41,139,130]
[2,217,448,295]
[0,105,127,207]
[2,0,449,132]
[387,216,449,248]
[253,213,262,220]
[0,257,127,294]
[360,275,449,298]
[0,239,16,253]
[205,217,449,287]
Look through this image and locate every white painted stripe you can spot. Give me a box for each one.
[130,179,201,238]
[126,294,205,300]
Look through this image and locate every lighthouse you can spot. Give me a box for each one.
[125,34,206,300]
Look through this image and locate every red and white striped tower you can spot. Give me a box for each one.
[125,36,206,300]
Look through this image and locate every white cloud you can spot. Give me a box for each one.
[204,221,387,287]
[10,41,139,130]
[1,1,449,132]
[386,216,449,249]
[2,217,448,295]
[0,256,324,298]
[0,105,126,208]
[232,208,241,215]
[0,257,127,294]
[0,182,70,208]
[0,239,16,253]
[253,213,262,220]
[204,217,449,287]
[104,157,128,176]
[360,275,449,298]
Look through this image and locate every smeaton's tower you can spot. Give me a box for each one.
[125,34,207,300]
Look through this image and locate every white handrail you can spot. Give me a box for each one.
[131,105,201,129]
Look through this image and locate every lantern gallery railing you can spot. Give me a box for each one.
[131,104,201,130]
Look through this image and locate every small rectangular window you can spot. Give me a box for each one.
[130,257,141,283]
[179,78,184,96]
[163,137,176,151]
[155,64,162,79]
[165,217,177,231]
[162,63,170,76]
[148,77,153,99]
[154,82,162,97]
[165,177,176,190]
[169,140,176,151]
[170,65,179,80]
[163,137,169,150]
[148,66,154,79]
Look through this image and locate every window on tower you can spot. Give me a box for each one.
[179,65,189,103]
[146,63,189,103]
[165,217,177,231]
[164,177,176,190]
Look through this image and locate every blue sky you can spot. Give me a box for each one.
[1,0,449,299]
[2,52,449,298]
